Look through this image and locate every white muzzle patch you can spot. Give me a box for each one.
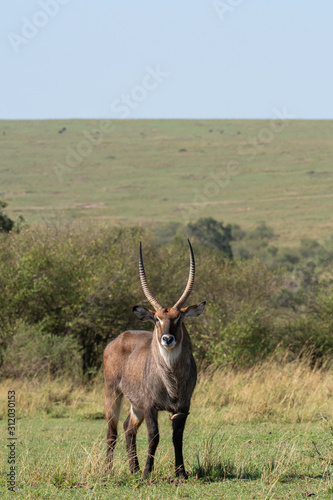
[161,335,176,349]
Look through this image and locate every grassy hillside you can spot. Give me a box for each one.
[1,119,333,245]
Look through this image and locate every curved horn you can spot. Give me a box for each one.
[173,240,195,309]
[139,242,162,311]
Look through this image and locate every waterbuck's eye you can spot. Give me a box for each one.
[174,316,181,324]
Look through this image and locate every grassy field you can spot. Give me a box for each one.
[2,360,333,499]
[1,119,333,246]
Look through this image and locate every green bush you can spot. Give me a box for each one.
[0,224,146,376]
[191,257,278,367]
[0,199,25,233]
[232,222,276,262]
[1,221,333,380]
[0,224,281,376]
[217,307,273,367]
[246,221,275,241]
[1,320,82,378]
[0,200,14,233]
[273,282,333,366]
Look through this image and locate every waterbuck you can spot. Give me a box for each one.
[103,241,205,479]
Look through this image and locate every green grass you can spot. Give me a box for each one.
[2,361,333,498]
[1,119,333,245]
[1,417,333,499]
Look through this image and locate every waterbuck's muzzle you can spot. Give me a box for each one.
[161,334,176,348]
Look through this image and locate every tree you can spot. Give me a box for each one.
[187,217,233,258]
[0,200,14,233]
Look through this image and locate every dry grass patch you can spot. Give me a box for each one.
[194,357,333,424]
[0,375,105,420]
[1,357,333,425]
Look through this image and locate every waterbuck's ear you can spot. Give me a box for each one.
[182,301,206,319]
[133,306,155,322]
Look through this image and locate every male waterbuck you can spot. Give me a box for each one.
[103,241,205,479]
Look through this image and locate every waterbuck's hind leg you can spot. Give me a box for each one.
[123,406,144,473]
[104,389,123,472]
[143,408,160,479]
[172,411,189,479]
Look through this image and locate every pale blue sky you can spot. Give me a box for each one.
[1,0,332,119]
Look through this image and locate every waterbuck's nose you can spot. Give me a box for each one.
[162,335,174,346]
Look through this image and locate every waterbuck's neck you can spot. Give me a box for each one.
[146,323,193,407]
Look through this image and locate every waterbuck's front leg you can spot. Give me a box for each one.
[143,408,160,479]
[171,410,189,479]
